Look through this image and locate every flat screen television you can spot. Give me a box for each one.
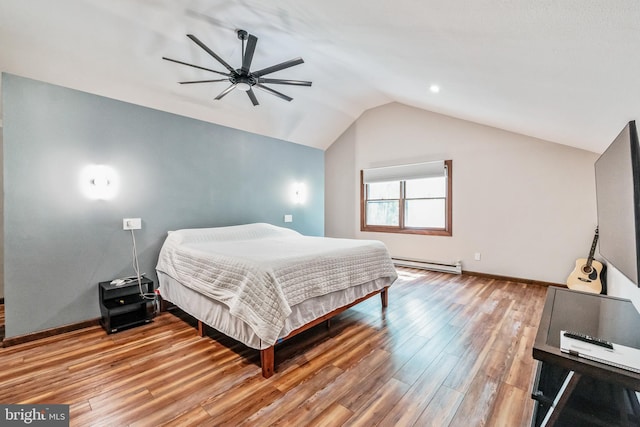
[594,120,640,286]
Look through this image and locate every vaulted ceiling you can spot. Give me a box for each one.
[1,1,639,153]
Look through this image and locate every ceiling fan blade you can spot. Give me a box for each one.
[187,34,236,74]
[241,35,258,75]
[215,84,237,100]
[255,84,293,102]
[179,79,229,84]
[247,88,259,106]
[162,57,231,77]
[257,78,312,86]
[252,58,304,77]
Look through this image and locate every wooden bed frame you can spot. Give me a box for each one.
[189,286,389,378]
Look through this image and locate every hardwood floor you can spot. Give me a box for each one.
[0,268,548,426]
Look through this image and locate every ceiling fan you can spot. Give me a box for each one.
[163,29,312,106]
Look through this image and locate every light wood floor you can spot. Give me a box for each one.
[0,268,548,426]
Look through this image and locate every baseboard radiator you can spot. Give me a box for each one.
[392,257,462,275]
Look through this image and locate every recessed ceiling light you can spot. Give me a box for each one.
[429,85,440,93]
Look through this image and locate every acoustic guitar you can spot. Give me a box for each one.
[566,228,605,294]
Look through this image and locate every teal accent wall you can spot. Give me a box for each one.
[2,73,324,338]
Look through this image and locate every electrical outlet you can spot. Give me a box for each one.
[123,218,142,230]
[284,214,293,223]
[474,252,481,261]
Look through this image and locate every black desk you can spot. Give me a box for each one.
[532,287,640,426]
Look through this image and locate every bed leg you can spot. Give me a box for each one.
[159,296,168,312]
[197,320,205,337]
[260,347,275,378]
[381,287,388,308]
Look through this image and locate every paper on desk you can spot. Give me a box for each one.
[560,330,640,374]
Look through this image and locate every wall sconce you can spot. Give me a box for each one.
[291,182,307,204]
[80,164,118,200]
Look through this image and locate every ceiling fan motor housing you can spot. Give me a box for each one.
[233,74,255,91]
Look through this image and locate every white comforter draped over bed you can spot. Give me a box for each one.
[156,223,397,346]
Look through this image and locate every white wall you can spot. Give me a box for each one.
[606,265,640,311]
[325,122,357,239]
[326,102,600,284]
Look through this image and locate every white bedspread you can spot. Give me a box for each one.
[156,223,397,346]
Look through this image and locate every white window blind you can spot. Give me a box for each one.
[362,160,446,184]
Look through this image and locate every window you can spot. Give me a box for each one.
[361,160,452,236]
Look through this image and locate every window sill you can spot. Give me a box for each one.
[361,226,452,236]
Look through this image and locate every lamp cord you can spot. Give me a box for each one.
[130,229,157,304]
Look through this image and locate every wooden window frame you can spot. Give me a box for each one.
[360,160,452,236]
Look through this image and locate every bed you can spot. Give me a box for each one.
[155,222,397,377]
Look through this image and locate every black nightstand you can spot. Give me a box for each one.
[99,277,154,334]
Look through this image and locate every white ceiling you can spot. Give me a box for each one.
[1,0,639,153]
